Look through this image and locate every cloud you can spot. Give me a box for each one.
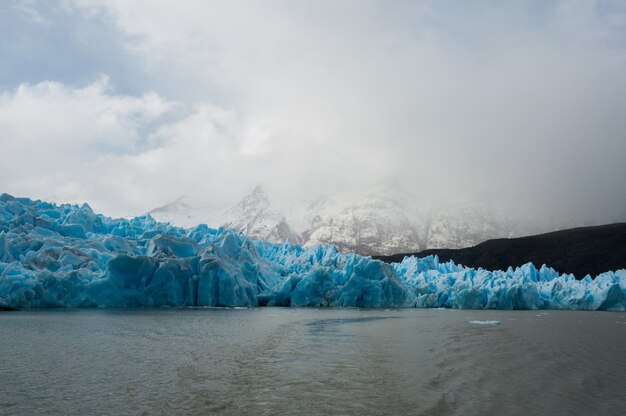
[0,76,341,216]
[1,1,626,224]
[0,77,177,213]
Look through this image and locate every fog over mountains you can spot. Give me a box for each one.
[148,180,566,256]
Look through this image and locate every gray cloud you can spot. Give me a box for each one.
[0,0,625,225]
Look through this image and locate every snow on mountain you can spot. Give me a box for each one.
[148,185,301,245]
[220,184,302,245]
[147,181,528,255]
[295,181,526,255]
[147,196,226,229]
[295,181,427,255]
[419,202,524,250]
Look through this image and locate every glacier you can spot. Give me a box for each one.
[0,194,624,310]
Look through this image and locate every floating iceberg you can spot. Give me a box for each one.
[0,194,624,310]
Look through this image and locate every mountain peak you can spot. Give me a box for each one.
[251,183,266,196]
[235,184,270,208]
[148,195,190,214]
[222,183,301,244]
[147,185,531,255]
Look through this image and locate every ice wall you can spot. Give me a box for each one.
[0,194,624,310]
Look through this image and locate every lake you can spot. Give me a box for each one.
[1,308,625,415]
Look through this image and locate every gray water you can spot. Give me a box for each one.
[1,309,625,416]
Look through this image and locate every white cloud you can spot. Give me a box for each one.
[0,77,323,216]
[0,77,177,214]
[1,1,625,223]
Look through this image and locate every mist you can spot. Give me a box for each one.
[1,0,625,227]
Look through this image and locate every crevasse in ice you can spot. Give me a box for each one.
[0,194,624,310]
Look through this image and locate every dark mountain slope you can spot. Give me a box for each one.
[374,223,626,278]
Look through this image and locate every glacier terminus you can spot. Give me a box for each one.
[1,194,624,310]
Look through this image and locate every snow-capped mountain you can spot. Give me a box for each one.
[292,181,526,255]
[294,181,427,255]
[422,203,523,250]
[147,182,530,255]
[147,196,226,229]
[220,184,302,244]
[148,185,301,245]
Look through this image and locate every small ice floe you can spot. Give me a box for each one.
[469,320,501,325]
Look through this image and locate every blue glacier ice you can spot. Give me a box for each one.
[0,194,624,310]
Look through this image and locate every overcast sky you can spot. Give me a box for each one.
[1,0,625,223]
